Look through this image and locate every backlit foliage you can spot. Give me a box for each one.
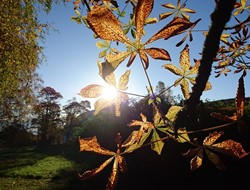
[67,0,250,189]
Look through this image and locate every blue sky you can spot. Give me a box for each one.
[37,0,250,108]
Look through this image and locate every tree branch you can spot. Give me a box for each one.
[174,0,236,134]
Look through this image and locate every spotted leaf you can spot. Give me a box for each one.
[79,136,115,155]
[79,84,105,98]
[135,0,154,42]
[87,6,132,44]
[145,17,200,45]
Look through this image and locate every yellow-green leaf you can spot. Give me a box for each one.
[165,105,183,122]
[151,129,164,155]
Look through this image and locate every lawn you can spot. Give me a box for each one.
[0,145,94,190]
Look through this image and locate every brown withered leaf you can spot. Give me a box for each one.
[126,51,137,67]
[106,156,119,190]
[183,131,249,171]
[79,84,105,98]
[144,47,171,61]
[79,136,115,155]
[139,49,149,69]
[78,156,114,180]
[190,149,203,170]
[87,6,131,44]
[127,113,154,142]
[203,131,224,146]
[211,139,249,158]
[117,155,127,173]
[145,17,201,45]
[135,0,154,42]
[236,72,245,119]
[121,130,139,148]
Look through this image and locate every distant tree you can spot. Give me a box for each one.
[0,0,61,139]
[62,97,91,144]
[34,86,63,146]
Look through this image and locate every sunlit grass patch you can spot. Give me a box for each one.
[2,156,77,179]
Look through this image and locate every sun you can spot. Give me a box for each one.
[101,85,118,100]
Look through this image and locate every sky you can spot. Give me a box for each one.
[37,0,250,108]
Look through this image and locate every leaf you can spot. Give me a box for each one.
[78,156,114,180]
[94,98,113,115]
[79,84,105,98]
[96,40,110,49]
[203,131,224,146]
[151,129,164,155]
[159,12,174,20]
[135,0,154,42]
[145,17,201,45]
[106,51,131,70]
[106,156,119,190]
[165,105,183,122]
[190,149,203,170]
[126,51,137,67]
[162,64,182,76]
[211,139,249,158]
[205,149,227,171]
[233,0,250,16]
[139,49,149,69]
[79,136,115,155]
[87,6,131,44]
[183,147,200,157]
[124,129,152,153]
[144,47,171,61]
[179,44,190,73]
[117,155,127,173]
[104,72,117,88]
[97,60,116,80]
[180,78,189,99]
[160,0,196,21]
[118,70,130,91]
[236,72,245,119]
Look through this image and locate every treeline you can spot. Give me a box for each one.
[1,82,248,148]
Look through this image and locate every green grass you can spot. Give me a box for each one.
[0,146,90,190]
